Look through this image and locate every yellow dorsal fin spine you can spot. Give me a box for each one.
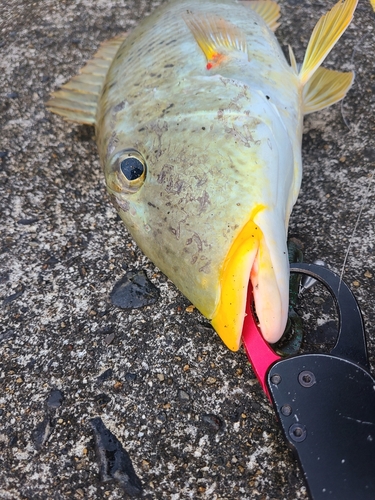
[302,67,354,114]
[46,34,127,125]
[288,45,298,73]
[241,0,281,31]
[299,0,358,86]
[183,12,248,65]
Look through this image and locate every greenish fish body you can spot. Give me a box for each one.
[47,0,357,351]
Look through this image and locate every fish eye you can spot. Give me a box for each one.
[107,149,147,194]
[120,156,145,181]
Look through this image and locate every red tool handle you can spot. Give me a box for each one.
[242,282,281,399]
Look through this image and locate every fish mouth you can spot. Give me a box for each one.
[210,209,289,351]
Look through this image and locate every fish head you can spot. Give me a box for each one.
[98,76,297,351]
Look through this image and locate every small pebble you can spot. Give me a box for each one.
[110,270,159,309]
[185,305,195,313]
[201,413,224,432]
[90,417,143,497]
[206,377,217,385]
[8,434,18,447]
[364,270,373,278]
[157,373,165,382]
[313,297,325,305]
[17,217,39,225]
[96,368,113,385]
[94,393,111,407]
[178,389,190,401]
[156,412,167,424]
[125,372,137,382]
[142,460,150,471]
[47,389,64,409]
[353,280,360,287]
[104,333,115,345]
[31,416,54,450]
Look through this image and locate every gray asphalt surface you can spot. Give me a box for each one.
[1,0,375,498]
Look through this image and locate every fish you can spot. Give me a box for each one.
[47,0,357,351]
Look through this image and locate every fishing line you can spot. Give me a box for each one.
[338,29,373,291]
[339,170,374,292]
[340,33,369,130]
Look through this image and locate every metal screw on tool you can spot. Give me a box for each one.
[289,423,307,442]
[298,370,316,387]
[270,374,282,385]
[299,260,327,295]
[281,404,292,416]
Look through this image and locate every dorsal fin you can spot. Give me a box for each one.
[46,34,127,125]
[183,12,248,69]
[299,0,358,85]
[302,67,354,114]
[241,0,281,31]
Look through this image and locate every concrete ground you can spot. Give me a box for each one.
[1,0,375,498]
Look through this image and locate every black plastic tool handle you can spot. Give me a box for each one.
[290,263,368,370]
[267,264,375,500]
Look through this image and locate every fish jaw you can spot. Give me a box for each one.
[210,217,261,352]
[251,209,290,344]
[211,208,290,351]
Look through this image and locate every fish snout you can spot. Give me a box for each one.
[251,209,290,344]
[211,209,290,350]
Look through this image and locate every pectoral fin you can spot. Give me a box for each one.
[46,34,127,125]
[183,12,248,69]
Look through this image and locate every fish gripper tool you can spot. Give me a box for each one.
[242,263,375,500]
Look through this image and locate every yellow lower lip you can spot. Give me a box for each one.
[210,217,263,351]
